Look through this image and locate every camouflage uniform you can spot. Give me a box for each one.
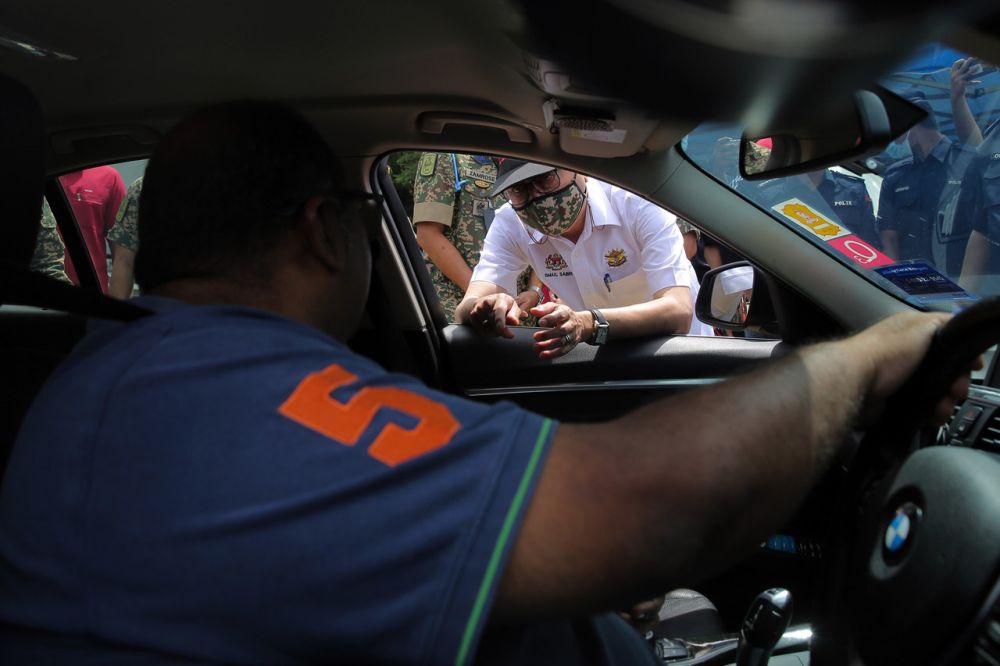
[412,153,532,322]
[676,218,700,239]
[28,199,71,283]
[108,176,142,252]
[745,140,771,175]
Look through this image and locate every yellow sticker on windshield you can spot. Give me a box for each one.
[771,198,850,241]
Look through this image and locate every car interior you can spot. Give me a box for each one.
[2,1,1000,664]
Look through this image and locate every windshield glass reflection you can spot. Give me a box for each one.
[682,43,1000,309]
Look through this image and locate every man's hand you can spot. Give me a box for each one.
[494,311,978,622]
[846,312,979,426]
[530,302,592,359]
[950,58,982,99]
[950,58,986,146]
[466,293,523,339]
[618,596,665,634]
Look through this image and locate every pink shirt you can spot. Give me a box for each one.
[59,167,126,292]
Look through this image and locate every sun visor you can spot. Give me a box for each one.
[513,0,993,130]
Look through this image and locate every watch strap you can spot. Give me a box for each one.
[588,308,609,345]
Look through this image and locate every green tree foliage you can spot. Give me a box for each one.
[387,151,421,215]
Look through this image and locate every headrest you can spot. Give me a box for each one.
[0,74,44,268]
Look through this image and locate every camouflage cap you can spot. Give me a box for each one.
[490,159,557,197]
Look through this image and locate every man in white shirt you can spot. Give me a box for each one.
[455,160,713,358]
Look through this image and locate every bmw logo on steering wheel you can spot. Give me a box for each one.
[883,502,922,561]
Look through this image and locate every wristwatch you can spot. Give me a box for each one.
[588,308,609,345]
[527,284,545,306]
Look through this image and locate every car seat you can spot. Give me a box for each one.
[0,73,148,481]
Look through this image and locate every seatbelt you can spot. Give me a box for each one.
[0,264,151,321]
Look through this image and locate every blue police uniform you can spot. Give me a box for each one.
[966,123,1000,274]
[813,171,879,248]
[757,171,878,249]
[0,297,666,665]
[876,137,976,276]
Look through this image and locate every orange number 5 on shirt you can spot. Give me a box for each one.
[279,364,459,467]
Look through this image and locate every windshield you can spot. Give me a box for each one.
[681,43,1000,311]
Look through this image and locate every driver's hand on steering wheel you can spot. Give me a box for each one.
[848,312,980,427]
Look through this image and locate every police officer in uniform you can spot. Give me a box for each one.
[877,95,977,277]
[958,119,1000,292]
[412,153,539,323]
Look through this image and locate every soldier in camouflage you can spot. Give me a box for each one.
[412,153,538,323]
[675,218,699,260]
[108,176,142,299]
[28,199,71,283]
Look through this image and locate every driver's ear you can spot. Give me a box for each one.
[300,194,343,273]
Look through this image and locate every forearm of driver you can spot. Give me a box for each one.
[497,337,874,618]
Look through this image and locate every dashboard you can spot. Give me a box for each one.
[944,384,1000,452]
[943,345,1000,451]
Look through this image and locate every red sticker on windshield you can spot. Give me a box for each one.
[828,235,894,268]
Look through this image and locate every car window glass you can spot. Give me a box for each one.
[390,150,758,338]
[681,44,1000,316]
[30,159,146,298]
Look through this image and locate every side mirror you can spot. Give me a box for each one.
[740,89,897,181]
[696,261,776,333]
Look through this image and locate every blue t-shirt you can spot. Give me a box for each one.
[0,298,567,664]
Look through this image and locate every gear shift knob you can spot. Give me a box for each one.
[736,588,793,666]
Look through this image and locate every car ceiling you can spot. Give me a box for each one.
[6,1,998,175]
[0,1,573,171]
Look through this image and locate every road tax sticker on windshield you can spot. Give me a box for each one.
[874,262,970,300]
[771,198,851,241]
[828,235,894,268]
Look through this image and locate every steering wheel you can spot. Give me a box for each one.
[811,297,1000,666]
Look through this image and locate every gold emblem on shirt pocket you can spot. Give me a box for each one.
[604,248,627,267]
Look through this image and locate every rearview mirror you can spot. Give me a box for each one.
[740,89,894,180]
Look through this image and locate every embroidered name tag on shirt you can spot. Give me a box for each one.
[463,168,496,183]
